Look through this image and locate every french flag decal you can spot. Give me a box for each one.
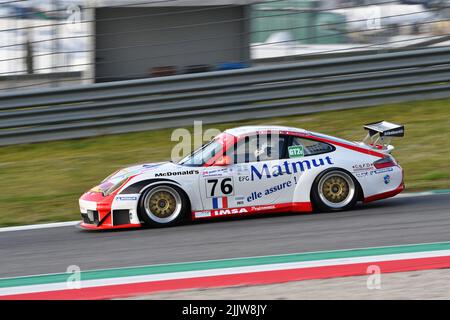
[212,197,228,209]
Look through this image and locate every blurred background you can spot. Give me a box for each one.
[0,0,449,227]
[0,1,449,302]
[1,0,450,90]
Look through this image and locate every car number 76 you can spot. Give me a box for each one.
[206,177,234,197]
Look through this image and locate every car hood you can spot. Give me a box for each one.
[92,162,179,194]
[107,162,168,180]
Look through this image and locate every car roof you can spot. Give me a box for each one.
[225,126,360,148]
[224,125,309,137]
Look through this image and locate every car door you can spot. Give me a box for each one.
[228,133,295,208]
[199,133,297,212]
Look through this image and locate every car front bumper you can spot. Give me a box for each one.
[79,192,141,230]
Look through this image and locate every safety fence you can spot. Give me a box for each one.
[0,46,449,146]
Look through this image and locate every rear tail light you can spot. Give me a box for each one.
[373,156,396,169]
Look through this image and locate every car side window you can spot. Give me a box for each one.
[231,134,288,163]
[289,137,334,157]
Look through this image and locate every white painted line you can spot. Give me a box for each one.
[0,221,79,233]
[395,192,433,198]
[1,249,450,296]
[395,190,450,198]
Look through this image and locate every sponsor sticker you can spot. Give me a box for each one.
[212,208,248,216]
[357,167,394,177]
[236,164,250,176]
[384,174,391,184]
[251,205,276,211]
[247,180,293,203]
[115,196,138,201]
[234,196,245,206]
[384,128,404,136]
[372,167,394,175]
[250,156,333,180]
[352,163,374,172]
[202,168,228,177]
[194,204,294,219]
[288,145,304,158]
[155,170,199,177]
[356,172,369,178]
[194,211,212,218]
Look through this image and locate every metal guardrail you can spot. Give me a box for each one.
[1,46,450,146]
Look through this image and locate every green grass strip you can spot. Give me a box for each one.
[431,189,450,194]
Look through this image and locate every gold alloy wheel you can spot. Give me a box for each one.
[317,171,356,209]
[148,191,177,218]
[143,186,183,223]
[321,176,349,203]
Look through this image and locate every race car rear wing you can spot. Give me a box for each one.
[361,121,404,153]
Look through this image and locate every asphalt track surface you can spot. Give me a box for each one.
[1,194,449,278]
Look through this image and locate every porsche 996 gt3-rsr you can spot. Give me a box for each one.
[79,121,405,230]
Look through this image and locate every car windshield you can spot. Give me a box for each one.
[178,133,233,166]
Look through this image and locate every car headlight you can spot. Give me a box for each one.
[103,177,128,196]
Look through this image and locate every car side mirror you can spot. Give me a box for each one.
[214,155,231,166]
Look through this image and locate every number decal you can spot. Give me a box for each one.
[221,178,233,194]
[206,179,218,197]
[206,177,234,197]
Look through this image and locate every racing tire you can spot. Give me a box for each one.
[311,169,360,212]
[138,184,188,227]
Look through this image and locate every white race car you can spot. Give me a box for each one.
[79,121,405,230]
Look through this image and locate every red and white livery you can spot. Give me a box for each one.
[79,122,405,230]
